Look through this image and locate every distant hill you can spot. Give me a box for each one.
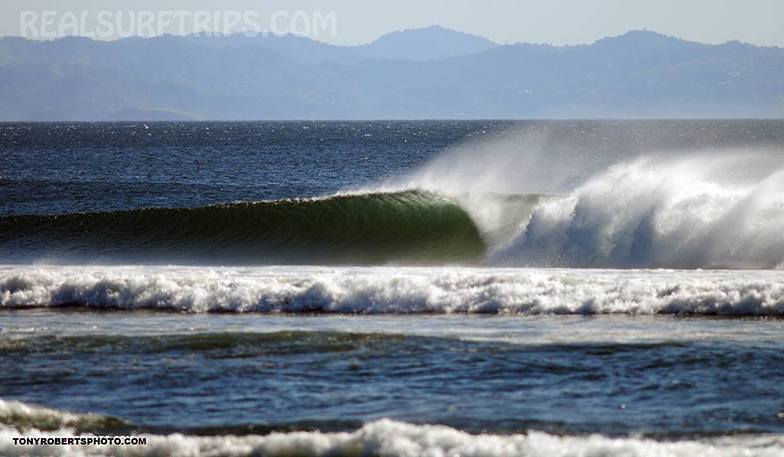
[0,28,782,120]
[357,25,498,61]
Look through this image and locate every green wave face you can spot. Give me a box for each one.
[0,191,486,265]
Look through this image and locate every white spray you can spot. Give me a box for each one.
[359,126,784,269]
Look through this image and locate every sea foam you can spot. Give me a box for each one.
[1,400,783,457]
[2,265,783,315]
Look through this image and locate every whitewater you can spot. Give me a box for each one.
[2,400,784,457]
[2,265,784,315]
[368,145,784,269]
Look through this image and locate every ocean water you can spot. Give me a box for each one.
[2,120,784,456]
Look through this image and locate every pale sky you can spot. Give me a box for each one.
[3,0,784,46]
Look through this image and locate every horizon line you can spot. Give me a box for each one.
[0,26,778,50]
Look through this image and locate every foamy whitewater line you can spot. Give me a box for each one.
[1,401,783,457]
[0,400,125,433]
[2,265,784,315]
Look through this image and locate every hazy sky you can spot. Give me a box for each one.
[3,0,784,46]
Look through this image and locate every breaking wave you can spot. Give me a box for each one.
[3,151,784,270]
[0,191,485,265]
[1,400,783,457]
[492,156,784,269]
[3,265,784,315]
[0,400,127,434]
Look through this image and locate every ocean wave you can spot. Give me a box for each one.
[0,331,407,357]
[2,265,784,315]
[4,154,784,270]
[491,156,784,269]
[0,400,127,433]
[1,401,783,457]
[360,149,784,269]
[0,191,485,265]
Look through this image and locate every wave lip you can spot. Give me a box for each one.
[1,401,783,457]
[3,265,784,315]
[0,191,485,266]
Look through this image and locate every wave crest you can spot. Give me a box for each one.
[0,400,126,433]
[491,157,784,269]
[0,191,484,265]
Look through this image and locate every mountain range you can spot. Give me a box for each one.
[1,26,782,120]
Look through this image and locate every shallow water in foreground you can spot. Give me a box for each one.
[2,304,784,441]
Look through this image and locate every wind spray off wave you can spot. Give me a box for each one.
[368,138,784,269]
[491,155,784,268]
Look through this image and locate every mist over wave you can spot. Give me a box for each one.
[364,129,784,269]
[493,155,784,268]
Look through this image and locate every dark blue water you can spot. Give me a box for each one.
[3,120,782,216]
[1,121,472,215]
